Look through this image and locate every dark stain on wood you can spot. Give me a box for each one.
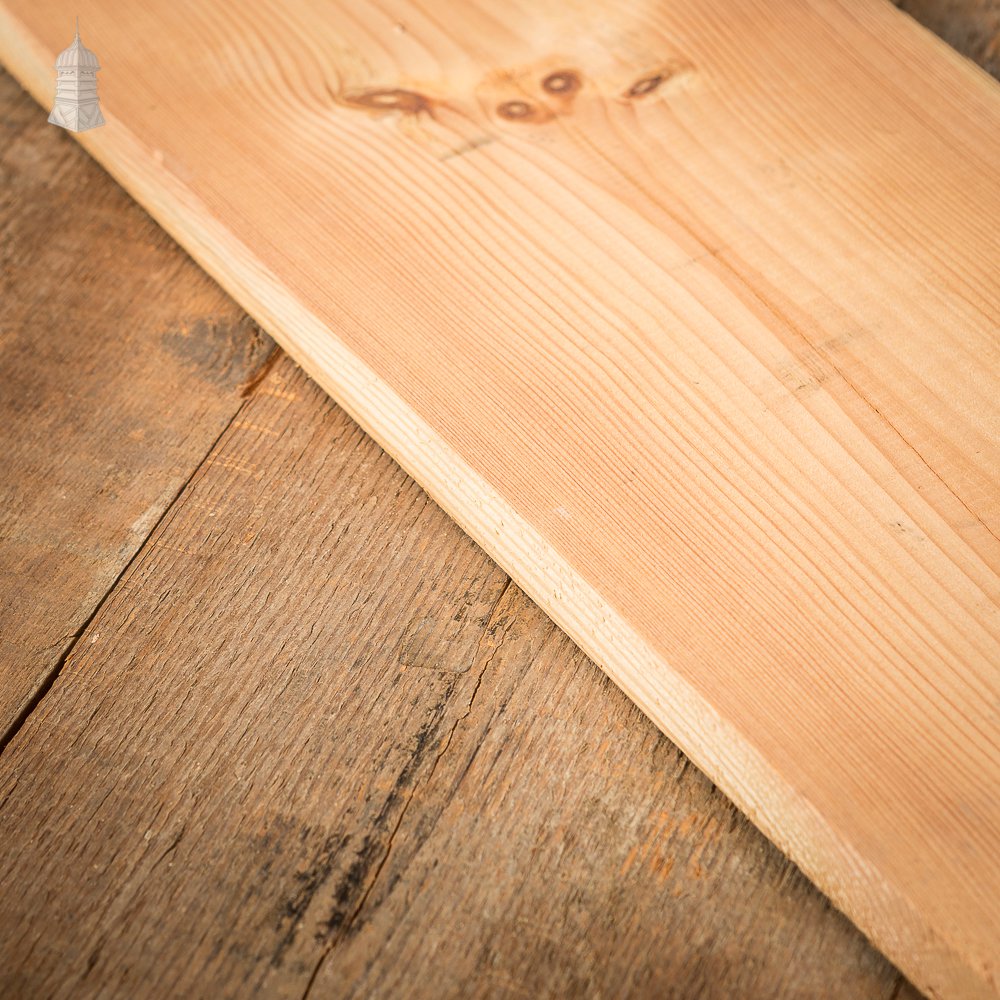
[272,829,351,965]
[160,314,273,388]
[318,833,386,938]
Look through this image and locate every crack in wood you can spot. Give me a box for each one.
[299,578,515,999]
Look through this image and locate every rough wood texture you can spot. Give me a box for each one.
[0,356,909,1000]
[0,71,273,744]
[1,2,998,997]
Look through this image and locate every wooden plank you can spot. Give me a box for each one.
[1,2,997,996]
[0,69,274,744]
[0,355,909,999]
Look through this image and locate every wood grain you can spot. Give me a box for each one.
[1,1,998,996]
[0,355,908,999]
[0,51,952,997]
[0,70,273,744]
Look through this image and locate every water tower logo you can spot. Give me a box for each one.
[49,19,105,132]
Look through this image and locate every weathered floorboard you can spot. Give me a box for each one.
[0,69,273,743]
[0,357,906,999]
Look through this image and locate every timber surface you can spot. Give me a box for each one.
[0,77,274,744]
[0,65,914,999]
[0,1,998,998]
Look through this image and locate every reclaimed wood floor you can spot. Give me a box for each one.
[0,4,995,997]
